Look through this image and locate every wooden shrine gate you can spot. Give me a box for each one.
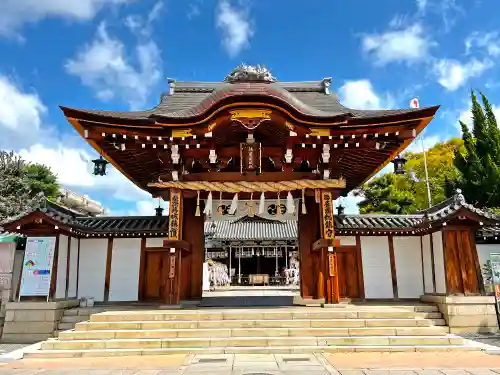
[144,187,359,305]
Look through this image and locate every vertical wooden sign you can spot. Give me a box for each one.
[328,254,336,277]
[168,255,176,279]
[320,190,335,240]
[168,189,183,240]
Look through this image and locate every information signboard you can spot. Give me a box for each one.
[19,237,56,298]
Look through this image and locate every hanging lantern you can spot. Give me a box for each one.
[92,156,109,176]
[337,204,345,215]
[392,155,407,175]
[155,206,164,216]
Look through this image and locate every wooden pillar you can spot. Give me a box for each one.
[442,226,485,295]
[164,189,183,305]
[182,198,205,300]
[298,195,320,299]
[103,237,113,302]
[388,235,399,300]
[49,234,60,300]
[319,190,340,304]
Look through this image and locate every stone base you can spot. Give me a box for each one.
[1,300,79,343]
[293,296,325,306]
[421,295,499,334]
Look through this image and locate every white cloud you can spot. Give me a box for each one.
[415,0,463,31]
[0,0,133,39]
[134,199,168,216]
[216,0,253,57]
[433,58,493,91]
[0,76,48,149]
[0,73,161,215]
[335,194,363,215]
[361,23,433,65]
[465,31,500,57]
[338,80,395,110]
[65,20,162,109]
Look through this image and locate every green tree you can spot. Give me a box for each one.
[0,151,59,222]
[24,163,60,200]
[454,90,500,209]
[355,139,463,214]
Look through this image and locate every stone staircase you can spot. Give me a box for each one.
[27,304,484,358]
[54,307,108,336]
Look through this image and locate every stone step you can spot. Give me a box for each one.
[41,335,465,350]
[60,315,89,324]
[89,310,442,322]
[27,344,479,358]
[75,318,445,331]
[58,326,450,340]
[57,323,78,331]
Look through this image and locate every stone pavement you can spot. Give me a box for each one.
[2,352,500,374]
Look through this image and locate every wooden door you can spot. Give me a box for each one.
[336,247,361,299]
[143,251,166,301]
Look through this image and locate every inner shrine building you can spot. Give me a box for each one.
[4,65,500,315]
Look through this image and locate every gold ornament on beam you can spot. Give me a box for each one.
[195,190,201,217]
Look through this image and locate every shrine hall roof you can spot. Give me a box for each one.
[60,80,438,122]
[2,192,499,239]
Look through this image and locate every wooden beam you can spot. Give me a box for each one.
[138,237,146,301]
[355,235,365,300]
[103,238,114,302]
[49,234,60,301]
[65,236,71,299]
[388,235,399,300]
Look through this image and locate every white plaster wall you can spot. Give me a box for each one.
[109,238,141,301]
[422,235,434,293]
[146,238,168,248]
[78,239,108,301]
[68,237,79,298]
[360,236,393,299]
[55,235,68,299]
[393,236,424,298]
[432,231,446,293]
[337,236,356,246]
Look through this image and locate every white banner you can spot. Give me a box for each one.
[19,237,56,297]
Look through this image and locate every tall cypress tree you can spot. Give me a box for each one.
[454,90,500,208]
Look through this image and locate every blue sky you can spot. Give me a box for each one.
[1,0,499,215]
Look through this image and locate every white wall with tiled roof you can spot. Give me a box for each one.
[360,236,393,299]
[422,234,434,293]
[78,239,107,301]
[68,237,78,298]
[109,238,141,301]
[55,234,68,299]
[432,231,446,294]
[393,236,423,298]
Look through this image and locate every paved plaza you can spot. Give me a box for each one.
[1,352,500,375]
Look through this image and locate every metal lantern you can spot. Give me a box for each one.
[392,155,407,175]
[92,156,109,176]
[155,206,164,217]
[337,204,345,215]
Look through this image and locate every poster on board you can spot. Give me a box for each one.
[490,253,500,310]
[19,237,56,298]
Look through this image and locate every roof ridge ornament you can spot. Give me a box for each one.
[454,188,466,205]
[224,64,278,83]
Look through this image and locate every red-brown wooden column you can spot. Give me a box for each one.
[182,198,205,300]
[298,195,320,299]
[317,190,340,304]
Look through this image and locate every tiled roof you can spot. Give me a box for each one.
[60,80,431,122]
[3,191,499,238]
[205,216,297,241]
[77,216,168,234]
